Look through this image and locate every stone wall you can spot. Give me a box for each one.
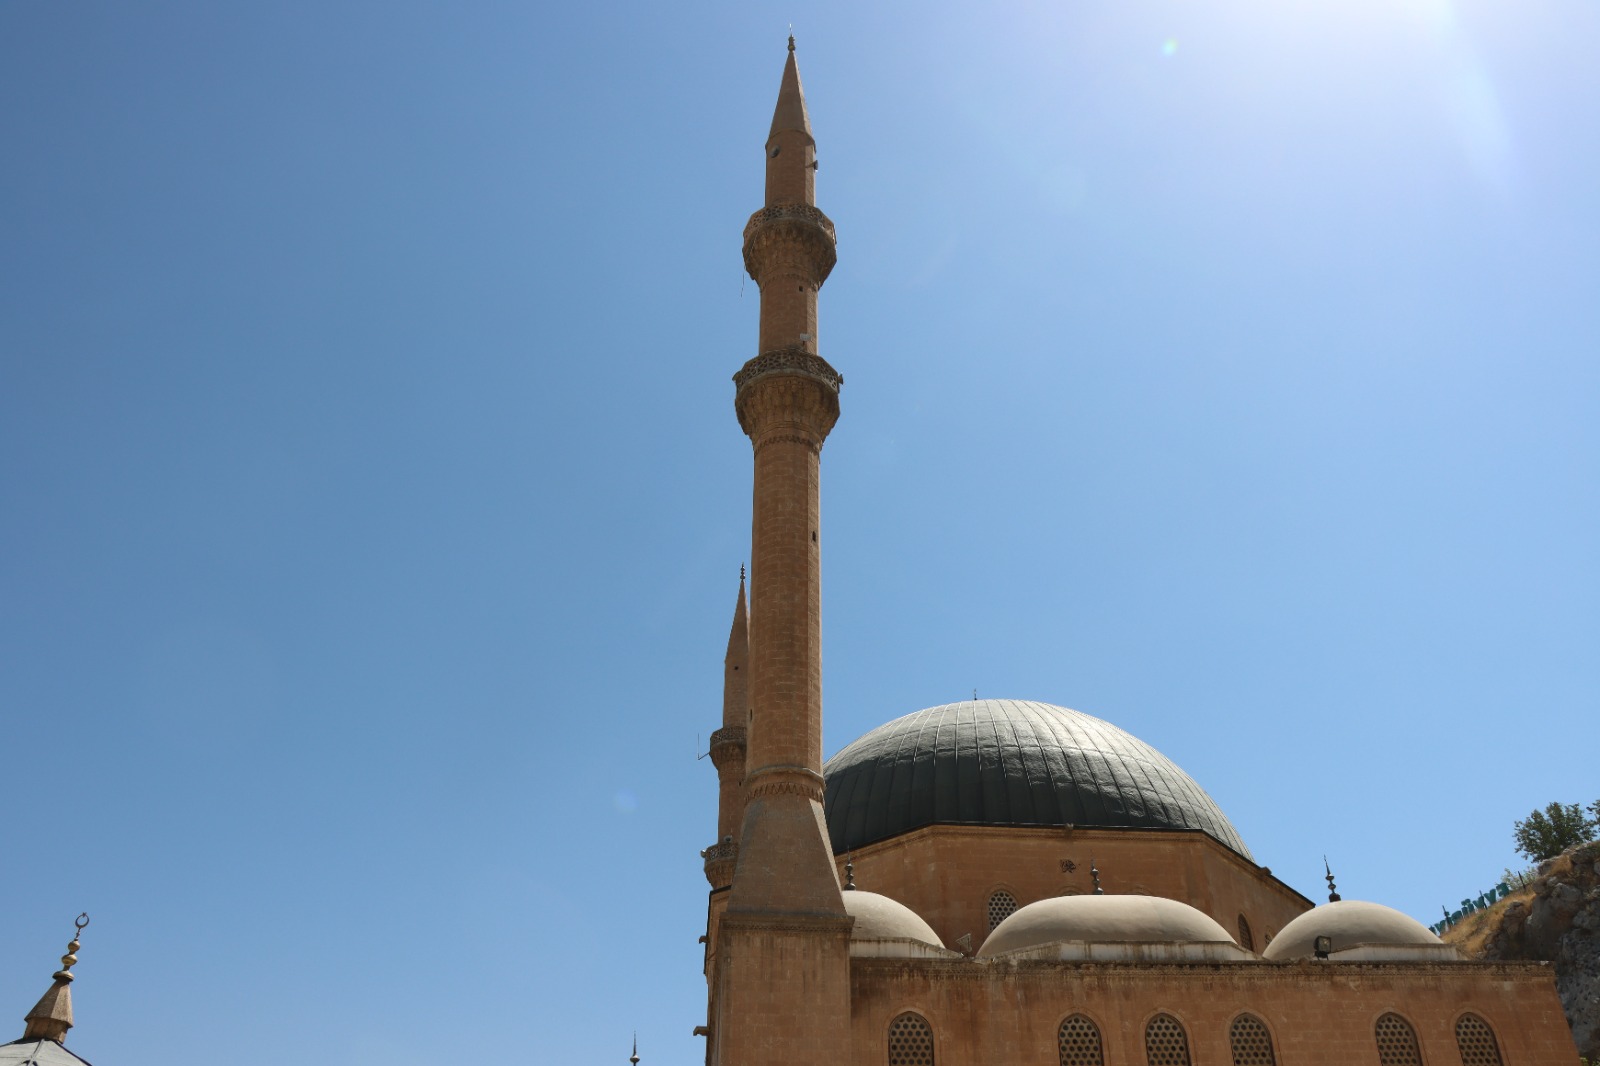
[848,956,1577,1066]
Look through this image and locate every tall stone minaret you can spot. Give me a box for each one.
[707,38,853,1066]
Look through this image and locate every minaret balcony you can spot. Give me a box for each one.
[702,840,739,888]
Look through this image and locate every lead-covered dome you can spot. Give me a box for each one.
[823,699,1250,858]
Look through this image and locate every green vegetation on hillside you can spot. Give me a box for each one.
[1514,800,1600,862]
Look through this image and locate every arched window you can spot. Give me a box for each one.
[888,1012,934,1066]
[1237,914,1255,952]
[1375,1013,1423,1066]
[1059,1014,1104,1066]
[987,889,1018,930]
[1455,1014,1504,1066]
[1145,1013,1191,1066]
[1229,1014,1276,1066]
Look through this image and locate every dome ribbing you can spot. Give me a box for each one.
[822,699,1250,859]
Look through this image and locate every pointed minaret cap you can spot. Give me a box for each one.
[22,914,88,1045]
[768,37,813,143]
[722,566,750,729]
[727,565,749,654]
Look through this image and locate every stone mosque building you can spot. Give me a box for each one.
[1,39,1582,1066]
[695,40,1581,1066]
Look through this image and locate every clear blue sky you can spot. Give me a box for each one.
[2,2,1596,1064]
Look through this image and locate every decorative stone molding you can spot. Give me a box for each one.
[744,765,827,803]
[733,348,843,393]
[743,202,836,244]
[743,204,837,285]
[719,912,855,936]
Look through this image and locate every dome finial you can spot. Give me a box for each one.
[844,856,856,890]
[22,913,89,1045]
[1090,858,1104,895]
[630,1033,640,1066]
[1324,857,1341,902]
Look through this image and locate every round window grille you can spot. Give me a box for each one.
[1375,1013,1423,1066]
[1236,914,1255,952]
[1229,1014,1276,1066]
[1058,1014,1104,1066]
[1145,1014,1192,1066]
[888,1012,934,1066]
[987,890,1018,931]
[1455,1014,1503,1066]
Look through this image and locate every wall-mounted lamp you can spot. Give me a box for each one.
[1313,935,1333,960]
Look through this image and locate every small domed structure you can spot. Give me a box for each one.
[977,894,1239,959]
[1262,900,1454,962]
[842,890,944,947]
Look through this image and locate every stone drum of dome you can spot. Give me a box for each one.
[822,699,1251,859]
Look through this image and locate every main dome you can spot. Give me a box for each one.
[822,699,1250,859]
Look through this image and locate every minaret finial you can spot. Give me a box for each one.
[788,32,795,53]
[1324,857,1341,903]
[630,1033,640,1066]
[740,563,746,583]
[22,913,88,1045]
[1090,859,1104,895]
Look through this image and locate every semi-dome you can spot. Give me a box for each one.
[1262,900,1446,961]
[842,889,944,947]
[823,699,1250,858]
[977,894,1235,957]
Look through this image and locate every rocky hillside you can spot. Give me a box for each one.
[1442,841,1600,1059]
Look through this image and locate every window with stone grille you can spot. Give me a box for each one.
[1237,914,1255,952]
[1145,1014,1191,1066]
[1455,1014,1503,1066]
[888,1012,934,1066]
[1229,1014,1276,1066]
[1058,1014,1104,1066]
[1375,1013,1423,1066]
[987,889,1018,930]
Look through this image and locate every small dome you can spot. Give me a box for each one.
[1262,900,1443,961]
[842,890,944,948]
[977,894,1234,957]
[824,700,1251,859]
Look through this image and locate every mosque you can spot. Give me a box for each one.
[1,38,1582,1066]
[695,39,1580,1066]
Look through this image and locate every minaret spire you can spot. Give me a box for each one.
[766,39,814,200]
[21,913,88,1045]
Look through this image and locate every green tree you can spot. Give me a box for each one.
[1513,801,1597,862]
